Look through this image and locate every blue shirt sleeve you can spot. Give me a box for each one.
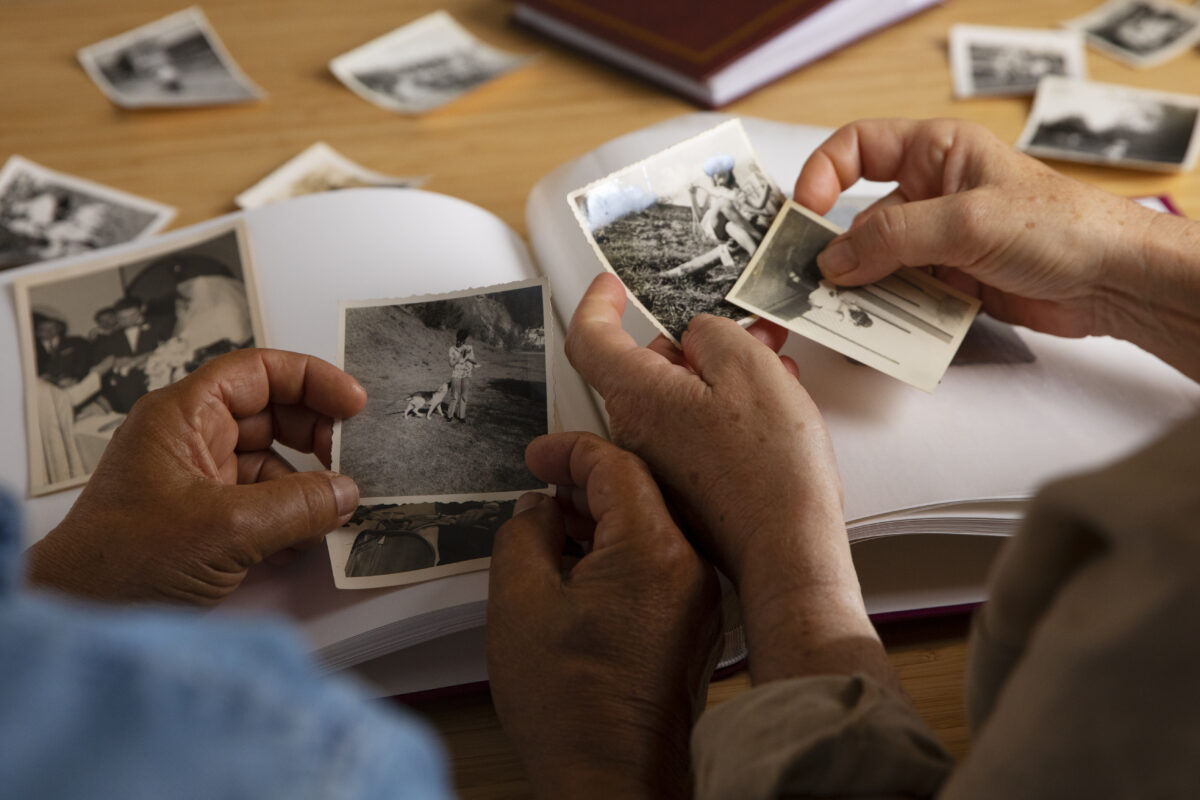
[0,494,452,800]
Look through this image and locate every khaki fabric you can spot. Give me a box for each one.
[693,411,1200,799]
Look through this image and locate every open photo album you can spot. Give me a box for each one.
[2,113,1198,697]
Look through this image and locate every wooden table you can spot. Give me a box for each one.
[4,0,1198,796]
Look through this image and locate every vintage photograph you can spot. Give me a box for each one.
[329,11,531,114]
[0,156,175,270]
[15,221,266,495]
[334,279,552,501]
[726,201,980,393]
[949,25,1087,98]
[325,499,517,589]
[77,7,264,108]
[235,142,427,209]
[1017,77,1200,172]
[568,119,785,342]
[1064,0,1200,68]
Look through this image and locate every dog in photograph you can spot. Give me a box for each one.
[402,382,450,420]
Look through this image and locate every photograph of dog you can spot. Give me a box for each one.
[335,279,552,500]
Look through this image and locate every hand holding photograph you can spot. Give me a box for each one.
[949,24,1087,98]
[568,119,785,342]
[329,11,532,114]
[725,201,980,393]
[77,6,264,108]
[1016,77,1200,172]
[1063,0,1200,68]
[0,156,175,271]
[235,142,428,210]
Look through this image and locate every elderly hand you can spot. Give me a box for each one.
[27,348,367,605]
[487,433,720,799]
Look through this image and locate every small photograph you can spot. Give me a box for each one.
[1063,0,1200,68]
[77,6,264,108]
[326,499,518,589]
[14,221,266,495]
[725,201,980,393]
[1016,77,1200,172]
[568,119,785,342]
[0,156,175,271]
[334,279,552,501]
[234,142,428,210]
[329,11,532,114]
[949,25,1087,98]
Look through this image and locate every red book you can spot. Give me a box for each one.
[512,0,945,107]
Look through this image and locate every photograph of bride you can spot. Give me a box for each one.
[14,221,265,494]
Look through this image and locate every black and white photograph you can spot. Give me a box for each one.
[725,201,980,393]
[1016,77,1200,172]
[326,499,518,588]
[568,119,785,342]
[77,6,264,108]
[949,25,1087,98]
[1064,0,1200,68]
[0,156,175,271]
[334,279,552,501]
[234,142,427,210]
[329,11,531,114]
[14,221,266,495]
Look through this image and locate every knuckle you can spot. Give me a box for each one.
[869,204,909,253]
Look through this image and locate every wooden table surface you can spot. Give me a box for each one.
[4,0,1198,796]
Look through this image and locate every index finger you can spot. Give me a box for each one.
[187,348,367,420]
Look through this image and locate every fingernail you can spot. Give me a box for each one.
[514,492,546,515]
[330,473,359,517]
[818,238,858,277]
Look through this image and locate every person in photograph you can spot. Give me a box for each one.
[32,307,93,387]
[688,155,774,258]
[92,295,174,413]
[87,306,119,341]
[1098,4,1190,54]
[116,40,184,93]
[166,254,253,356]
[446,327,478,422]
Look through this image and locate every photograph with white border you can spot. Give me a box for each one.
[568,119,785,343]
[1063,0,1200,68]
[0,155,175,270]
[329,11,532,114]
[77,6,264,108]
[333,279,553,502]
[1017,77,1200,172]
[14,220,267,495]
[949,24,1087,98]
[235,142,428,209]
[726,201,980,393]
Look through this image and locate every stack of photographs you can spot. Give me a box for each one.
[329,279,554,588]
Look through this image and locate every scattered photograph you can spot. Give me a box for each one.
[949,24,1087,98]
[235,142,428,210]
[0,156,175,271]
[14,221,267,495]
[1063,0,1200,68]
[950,315,1036,366]
[1017,77,1200,172]
[334,279,552,501]
[77,6,264,108]
[329,11,532,114]
[568,119,785,342]
[725,201,980,393]
[326,499,517,589]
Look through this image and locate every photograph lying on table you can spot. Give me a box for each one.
[14,220,266,495]
[1017,77,1200,172]
[948,25,1087,98]
[77,6,264,108]
[333,279,553,502]
[1063,0,1200,68]
[568,119,785,342]
[0,156,175,271]
[235,142,427,210]
[725,201,980,393]
[329,10,532,114]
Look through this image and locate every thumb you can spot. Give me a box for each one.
[680,313,789,388]
[227,470,358,558]
[817,193,988,286]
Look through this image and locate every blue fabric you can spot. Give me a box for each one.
[0,494,452,800]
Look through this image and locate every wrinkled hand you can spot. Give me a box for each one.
[487,433,720,799]
[27,348,368,605]
[796,117,1165,339]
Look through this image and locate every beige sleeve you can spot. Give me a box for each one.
[691,674,953,800]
